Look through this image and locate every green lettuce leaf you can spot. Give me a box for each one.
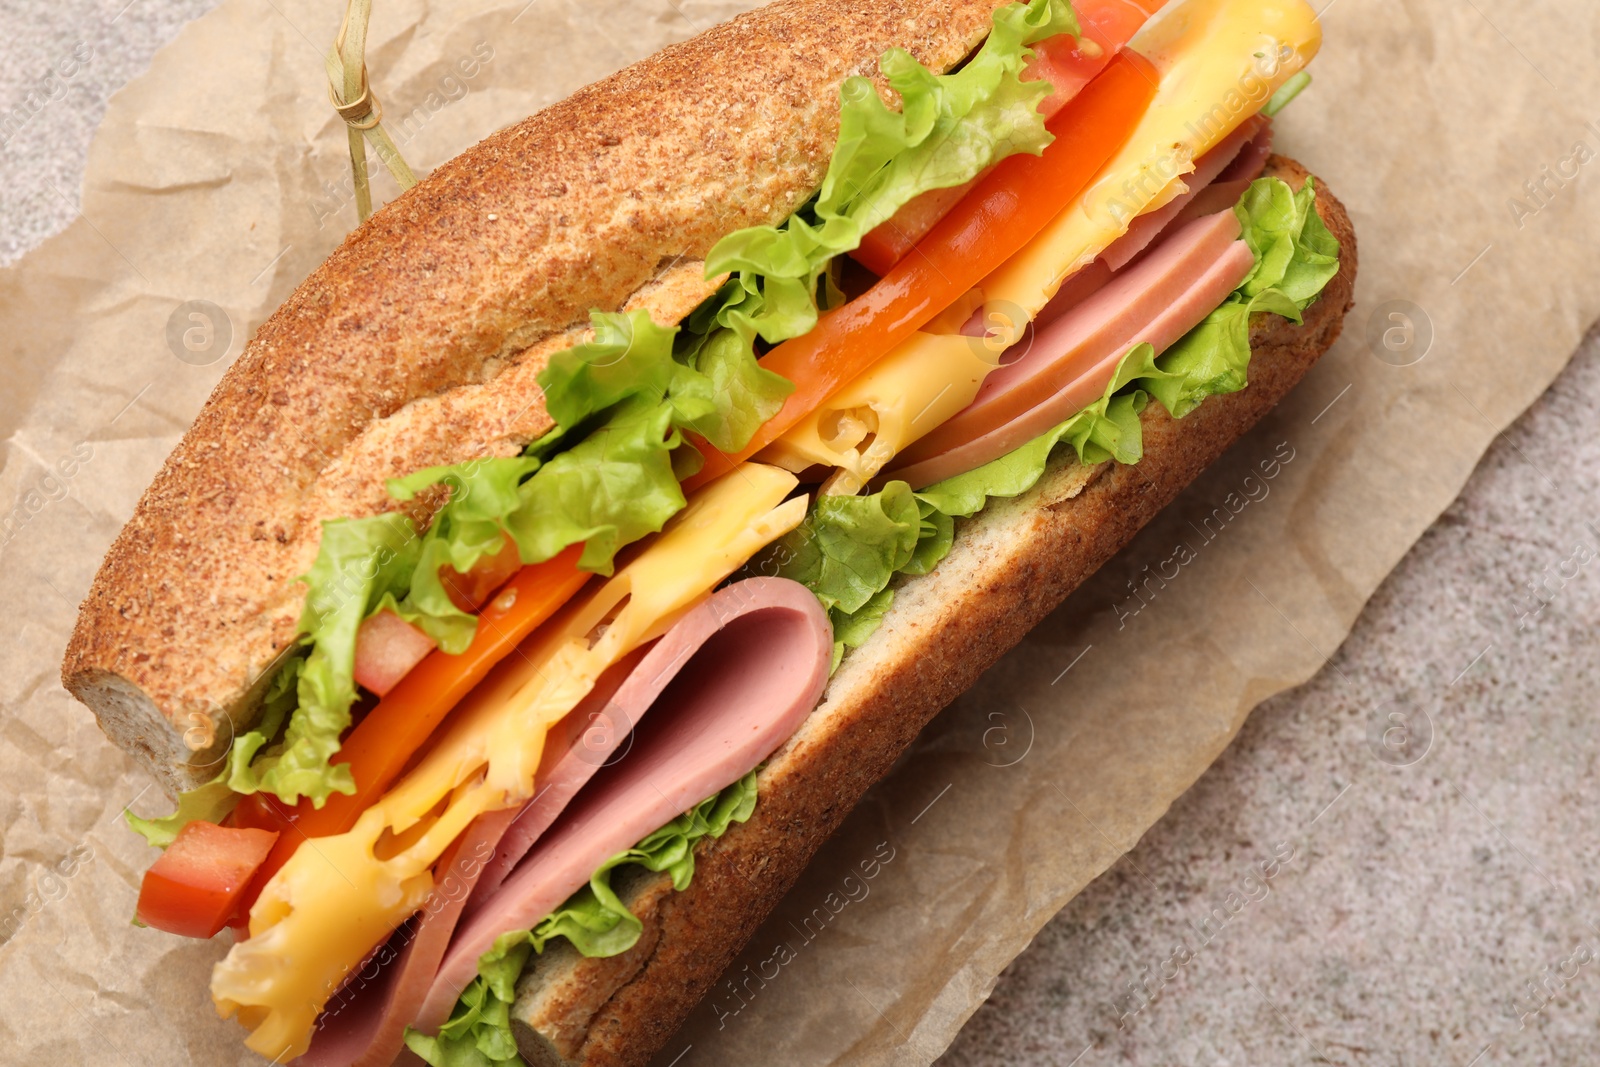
[1234,175,1341,307]
[535,311,680,432]
[830,586,897,672]
[904,500,955,577]
[124,778,237,849]
[387,456,542,653]
[232,515,418,809]
[1140,176,1337,418]
[768,482,922,615]
[669,278,797,453]
[126,656,305,845]
[405,774,759,1067]
[1138,288,1302,419]
[222,654,304,789]
[704,0,1079,344]
[761,483,960,672]
[388,399,687,590]
[505,400,686,575]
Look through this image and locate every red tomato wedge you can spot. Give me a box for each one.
[851,0,1158,275]
[136,822,278,939]
[229,543,589,920]
[683,47,1159,492]
[441,535,524,614]
[352,609,437,698]
[352,535,523,699]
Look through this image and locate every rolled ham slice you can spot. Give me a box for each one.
[892,207,1251,484]
[893,237,1253,489]
[298,576,831,1067]
[414,575,831,1034]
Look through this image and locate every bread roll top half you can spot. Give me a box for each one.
[62,0,1011,795]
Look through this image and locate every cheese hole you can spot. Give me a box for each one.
[819,405,878,453]
[373,793,451,861]
[586,594,631,649]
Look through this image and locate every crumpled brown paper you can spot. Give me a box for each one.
[0,1,1596,1064]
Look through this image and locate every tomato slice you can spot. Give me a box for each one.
[350,535,525,699]
[136,822,278,939]
[684,47,1160,492]
[352,609,437,698]
[851,0,1157,275]
[441,535,524,614]
[229,543,590,920]
[349,534,527,702]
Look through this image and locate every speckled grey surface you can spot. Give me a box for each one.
[5,4,1596,1066]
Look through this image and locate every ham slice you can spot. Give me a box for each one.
[964,116,1268,343]
[1167,177,1252,231]
[297,576,831,1067]
[304,809,519,1067]
[299,652,651,1067]
[413,575,831,1035]
[893,237,1253,489]
[892,207,1252,485]
[1100,113,1260,275]
[1021,259,1116,336]
[1215,117,1275,186]
[1099,114,1268,273]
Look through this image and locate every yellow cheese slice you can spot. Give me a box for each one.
[760,331,1003,494]
[762,0,1320,488]
[211,464,806,1060]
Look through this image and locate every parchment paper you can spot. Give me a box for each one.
[0,1,1596,1065]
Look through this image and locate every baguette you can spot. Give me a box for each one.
[57,0,1357,1061]
[509,157,1356,1067]
[60,0,1013,796]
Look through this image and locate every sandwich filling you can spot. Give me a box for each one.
[121,0,1339,1062]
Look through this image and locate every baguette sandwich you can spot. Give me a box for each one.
[61,0,1356,1064]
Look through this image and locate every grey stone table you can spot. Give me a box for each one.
[4,3,1596,1065]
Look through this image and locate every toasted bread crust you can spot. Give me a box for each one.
[512,157,1357,1067]
[61,0,1011,795]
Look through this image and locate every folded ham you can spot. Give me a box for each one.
[887,120,1273,489]
[892,208,1253,488]
[299,576,832,1067]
